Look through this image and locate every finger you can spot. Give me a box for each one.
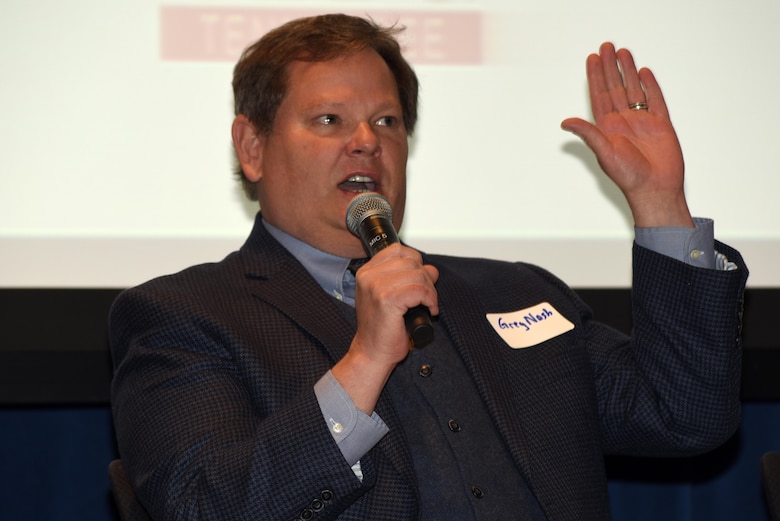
[616,47,646,109]
[638,67,670,119]
[585,53,613,122]
[371,271,439,321]
[560,117,611,161]
[598,42,629,112]
[423,264,439,285]
[422,265,440,315]
[371,242,422,263]
[358,250,438,304]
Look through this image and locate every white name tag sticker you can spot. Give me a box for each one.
[486,302,574,349]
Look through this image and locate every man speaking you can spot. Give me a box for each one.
[109,13,748,521]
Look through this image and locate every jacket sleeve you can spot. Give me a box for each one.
[583,240,748,456]
[109,280,374,521]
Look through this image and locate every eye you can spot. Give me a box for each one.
[375,116,397,127]
[316,114,339,125]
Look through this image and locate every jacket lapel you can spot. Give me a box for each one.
[240,216,418,495]
[239,216,354,362]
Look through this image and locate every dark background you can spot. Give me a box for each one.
[1,287,777,520]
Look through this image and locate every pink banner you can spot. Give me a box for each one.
[160,7,482,65]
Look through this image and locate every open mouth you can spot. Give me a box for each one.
[338,175,377,193]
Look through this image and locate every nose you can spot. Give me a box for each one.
[347,122,380,157]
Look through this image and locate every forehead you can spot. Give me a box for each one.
[282,50,400,103]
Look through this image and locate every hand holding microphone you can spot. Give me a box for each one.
[346,192,435,348]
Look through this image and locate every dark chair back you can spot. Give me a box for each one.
[762,452,780,521]
[108,459,153,521]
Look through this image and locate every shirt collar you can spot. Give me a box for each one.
[262,218,354,303]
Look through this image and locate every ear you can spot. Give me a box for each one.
[232,115,264,183]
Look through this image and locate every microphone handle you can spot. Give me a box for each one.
[404,305,435,348]
[357,214,434,348]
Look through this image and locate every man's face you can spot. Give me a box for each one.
[247,49,409,258]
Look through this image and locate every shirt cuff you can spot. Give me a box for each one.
[314,370,389,466]
[634,217,716,269]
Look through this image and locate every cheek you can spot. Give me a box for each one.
[267,144,315,189]
[290,140,341,182]
[381,134,408,166]
[387,141,409,187]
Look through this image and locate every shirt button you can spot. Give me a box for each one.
[448,419,461,432]
[331,422,343,434]
[418,364,433,377]
[471,485,485,498]
[690,249,703,260]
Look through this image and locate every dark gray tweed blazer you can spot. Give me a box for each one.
[110,213,748,521]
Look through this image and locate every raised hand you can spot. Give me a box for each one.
[561,42,694,228]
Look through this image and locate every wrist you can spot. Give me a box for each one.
[331,347,396,414]
[630,193,694,228]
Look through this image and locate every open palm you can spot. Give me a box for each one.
[562,43,692,228]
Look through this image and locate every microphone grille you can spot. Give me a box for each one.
[346,192,393,235]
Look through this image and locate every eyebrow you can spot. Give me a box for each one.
[302,99,401,113]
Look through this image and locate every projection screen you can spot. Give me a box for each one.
[1,0,777,288]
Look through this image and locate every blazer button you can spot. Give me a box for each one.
[300,508,314,520]
[448,419,461,432]
[471,485,485,498]
[320,489,334,502]
[418,364,433,377]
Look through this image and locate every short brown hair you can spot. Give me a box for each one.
[231,13,419,200]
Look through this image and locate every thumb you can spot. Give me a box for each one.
[560,117,608,155]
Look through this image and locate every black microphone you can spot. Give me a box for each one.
[346,192,434,348]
